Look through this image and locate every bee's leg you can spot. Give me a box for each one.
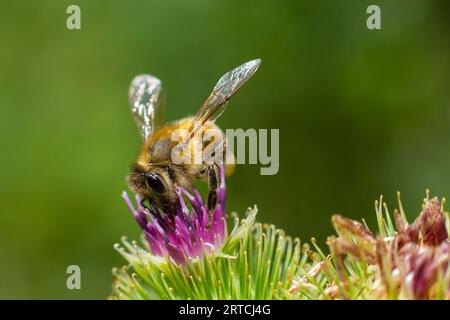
[163,203,177,217]
[206,163,220,211]
[140,198,151,212]
[142,197,175,230]
[140,197,159,216]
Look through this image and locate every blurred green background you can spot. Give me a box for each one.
[0,0,448,299]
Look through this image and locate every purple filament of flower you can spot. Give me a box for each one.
[122,164,227,264]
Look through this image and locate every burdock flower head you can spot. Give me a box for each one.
[319,193,450,300]
[111,163,304,300]
[122,165,227,264]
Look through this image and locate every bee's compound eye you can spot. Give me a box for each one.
[145,173,166,195]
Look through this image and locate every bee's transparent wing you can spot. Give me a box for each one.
[182,59,261,145]
[128,74,165,141]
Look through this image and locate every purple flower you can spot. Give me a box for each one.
[122,165,227,264]
[400,241,450,299]
[413,197,448,246]
[331,196,450,299]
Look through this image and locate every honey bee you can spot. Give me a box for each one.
[127,59,261,214]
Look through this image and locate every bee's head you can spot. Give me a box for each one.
[128,163,177,213]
